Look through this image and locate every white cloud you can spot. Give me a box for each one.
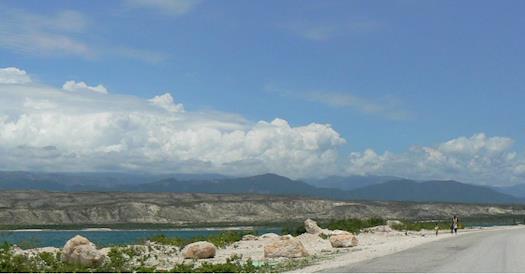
[148,93,185,112]
[305,91,412,120]
[0,8,93,57]
[124,0,201,16]
[286,19,381,41]
[268,86,412,120]
[0,67,32,84]
[0,69,345,178]
[62,80,108,94]
[346,133,525,186]
[0,7,168,63]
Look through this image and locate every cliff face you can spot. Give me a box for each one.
[0,191,524,226]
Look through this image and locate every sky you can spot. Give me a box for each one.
[0,0,524,186]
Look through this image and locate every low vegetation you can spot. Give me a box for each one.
[282,217,386,236]
[145,231,255,248]
[0,242,314,273]
[390,220,465,231]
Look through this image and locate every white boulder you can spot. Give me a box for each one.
[264,238,309,258]
[260,233,280,239]
[329,234,359,248]
[62,235,105,267]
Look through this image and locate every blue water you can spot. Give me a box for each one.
[0,227,281,248]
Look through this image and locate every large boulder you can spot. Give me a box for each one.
[264,238,309,258]
[62,235,105,267]
[329,234,358,248]
[304,218,323,234]
[181,241,217,259]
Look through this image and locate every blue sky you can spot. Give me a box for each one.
[0,0,524,185]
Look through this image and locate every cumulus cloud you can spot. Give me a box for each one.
[0,68,345,178]
[346,133,525,186]
[0,67,32,84]
[148,93,184,112]
[62,80,108,94]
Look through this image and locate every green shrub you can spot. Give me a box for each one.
[281,225,306,236]
[326,218,386,234]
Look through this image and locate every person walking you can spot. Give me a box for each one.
[434,223,439,236]
[452,215,459,235]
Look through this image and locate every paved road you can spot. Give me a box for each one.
[323,227,525,273]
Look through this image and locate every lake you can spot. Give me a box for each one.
[0,227,282,248]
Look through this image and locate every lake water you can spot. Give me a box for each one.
[0,227,282,248]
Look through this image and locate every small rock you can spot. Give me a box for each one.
[242,234,258,241]
[386,220,403,227]
[280,234,293,240]
[364,225,393,233]
[260,233,280,239]
[329,234,358,248]
[329,229,352,236]
[264,238,309,258]
[181,241,216,259]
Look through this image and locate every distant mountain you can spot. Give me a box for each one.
[0,171,521,204]
[492,184,525,198]
[131,173,333,197]
[306,175,402,191]
[0,171,229,191]
[347,179,521,204]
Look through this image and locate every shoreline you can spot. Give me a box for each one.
[1,225,266,232]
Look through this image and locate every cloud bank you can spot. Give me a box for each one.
[346,133,525,185]
[0,67,524,185]
[0,68,344,178]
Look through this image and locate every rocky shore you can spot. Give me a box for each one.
[9,218,509,272]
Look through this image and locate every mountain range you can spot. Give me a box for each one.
[0,171,523,204]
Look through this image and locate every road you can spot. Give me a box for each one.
[323,227,525,273]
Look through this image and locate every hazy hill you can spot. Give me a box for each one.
[0,171,228,190]
[306,175,402,191]
[131,173,340,197]
[347,179,521,204]
[493,184,525,198]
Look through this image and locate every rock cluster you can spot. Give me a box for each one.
[62,235,106,267]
